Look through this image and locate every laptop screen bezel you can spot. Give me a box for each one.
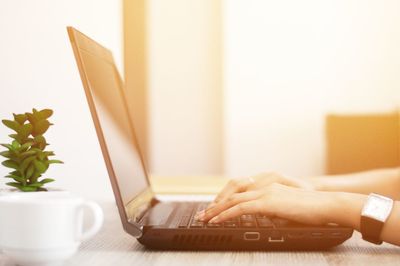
[67,26,152,237]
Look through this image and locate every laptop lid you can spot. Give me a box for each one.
[67,26,152,237]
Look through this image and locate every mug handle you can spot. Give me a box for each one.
[78,201,104,242]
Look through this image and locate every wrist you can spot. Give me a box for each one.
[324,191,366,229]
[308,177,327,191]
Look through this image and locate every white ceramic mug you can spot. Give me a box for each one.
[0,192,103,266]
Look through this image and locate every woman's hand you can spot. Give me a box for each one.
[207,172,316,209]
[197,183,340,226]
[199,182,400,246]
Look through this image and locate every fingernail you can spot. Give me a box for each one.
[209,216,220,223]
[196,210,205,216]
[196,212,206,221]
[194,210,204,219]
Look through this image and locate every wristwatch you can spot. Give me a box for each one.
[360,193,394,244]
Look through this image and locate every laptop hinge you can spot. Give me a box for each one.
[123,188,158,237]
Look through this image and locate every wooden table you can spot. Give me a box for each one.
[1,202,399,266]
[1,177,400,265]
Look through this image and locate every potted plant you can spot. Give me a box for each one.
[0,108,63,193]
[0,110,105,266]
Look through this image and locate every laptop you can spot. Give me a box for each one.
[67,26,353,250]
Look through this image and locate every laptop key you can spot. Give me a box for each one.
[178,215,191,228]
[207,223,222,228]
[257,217,274,228]
[224,221,238,228]
[225,217,239,223]
[190,221,204,228]
[196,202,209,213]
[241,222,256,228]
[240,214,255,222]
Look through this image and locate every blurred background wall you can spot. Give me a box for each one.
[223,0,400,178]
[1,0,400,200]
[0,0,121,199]
[124,0,223,177]
[147,0,223,176]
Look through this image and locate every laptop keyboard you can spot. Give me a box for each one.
[177,202,289,229]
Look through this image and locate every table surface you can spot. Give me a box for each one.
[1,176,400,265]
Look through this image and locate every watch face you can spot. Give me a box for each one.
[362,193,394,222]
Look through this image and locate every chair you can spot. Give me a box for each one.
[326,112,400,174]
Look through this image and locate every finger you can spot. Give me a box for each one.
[208,200,264,223]
[200,191,263,221]
[212,177,255,205]
[247,172,280,190]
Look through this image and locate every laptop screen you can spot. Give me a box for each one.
[70,30,149,208]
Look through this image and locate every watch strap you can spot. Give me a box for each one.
[360,216,383,244]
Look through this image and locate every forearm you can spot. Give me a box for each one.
[327,192,400,246]
[310,168,400,200]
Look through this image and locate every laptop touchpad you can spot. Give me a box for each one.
[141,202,175,226]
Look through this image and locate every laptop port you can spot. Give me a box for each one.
[243,232,260,241]
[330,232,342,237]
[268,236,285,243]
[287,232,305,239]
[311,232,324,238]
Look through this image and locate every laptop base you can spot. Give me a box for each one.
[137,227,353,250]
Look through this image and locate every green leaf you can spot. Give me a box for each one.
[2,119,20,132]
[19,186,37,192]
[18,124,33,141]
[44,151,55,157]
[33,135,47,150]
[20,186,38,192]
[29,147,42,153]
[30,171,41,183]
[39,109,53,119]
[38,151,46,161]
[5,174,25,183]
[39,178,55,184]
[0,151,12,158]
[6,182,23,189]
[27,182,43,188]
[47,159,63,164]
[32,120,50,136]
[6,182,37,192]
[11,140,21,149]
[0,143,14,151]
[10,170,20,176]
[27,182,44,188]
[6,174,23,179]
[18,141,34,152]
[25,164,35,179]
[20,150,36,159]
[13,113,28,125]
[2,160,19,169]
[33,160,46,173]
[8,134,19,140]
[26,112,37,124]
[20,155,36,172]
